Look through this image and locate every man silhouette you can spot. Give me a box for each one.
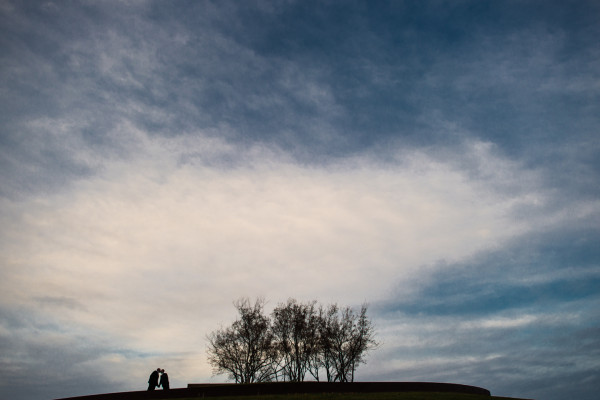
[148,368,160,391]
[159,369,170,390]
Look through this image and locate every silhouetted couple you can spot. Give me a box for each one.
[147,368,169,391]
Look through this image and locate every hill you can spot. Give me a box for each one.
[55,382,532,400]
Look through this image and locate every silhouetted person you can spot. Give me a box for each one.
[159,369,170,390]
[148,368,160,391]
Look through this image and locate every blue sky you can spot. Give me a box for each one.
[1,1,599,399]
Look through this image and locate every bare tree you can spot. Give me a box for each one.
[315,303,338,382]
[271,299,320,382]
[317,303,378,382]
[346,304,378,382]
[206,298,378,384]
[206,298,277,383]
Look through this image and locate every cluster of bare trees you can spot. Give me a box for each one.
[206,298,378,384]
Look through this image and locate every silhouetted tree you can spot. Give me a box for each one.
[318,303,378,382]
[346,303,378,382]
[206,298,277,383]
[271,299,320,382]
[314,303,338,382]
[206,298,377,383]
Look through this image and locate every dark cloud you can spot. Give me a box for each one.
[34,296,88,312]
[371,315,600,400]
[371,222,600,399]
[3,0,598,167]
[378,222,600,314]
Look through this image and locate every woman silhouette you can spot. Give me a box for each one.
[159,369,170,390]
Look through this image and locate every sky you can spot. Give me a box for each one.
[0,1,599,399]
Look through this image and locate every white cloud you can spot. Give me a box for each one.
[0,126,552,388]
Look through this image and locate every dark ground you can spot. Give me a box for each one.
[54,382,491,400]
